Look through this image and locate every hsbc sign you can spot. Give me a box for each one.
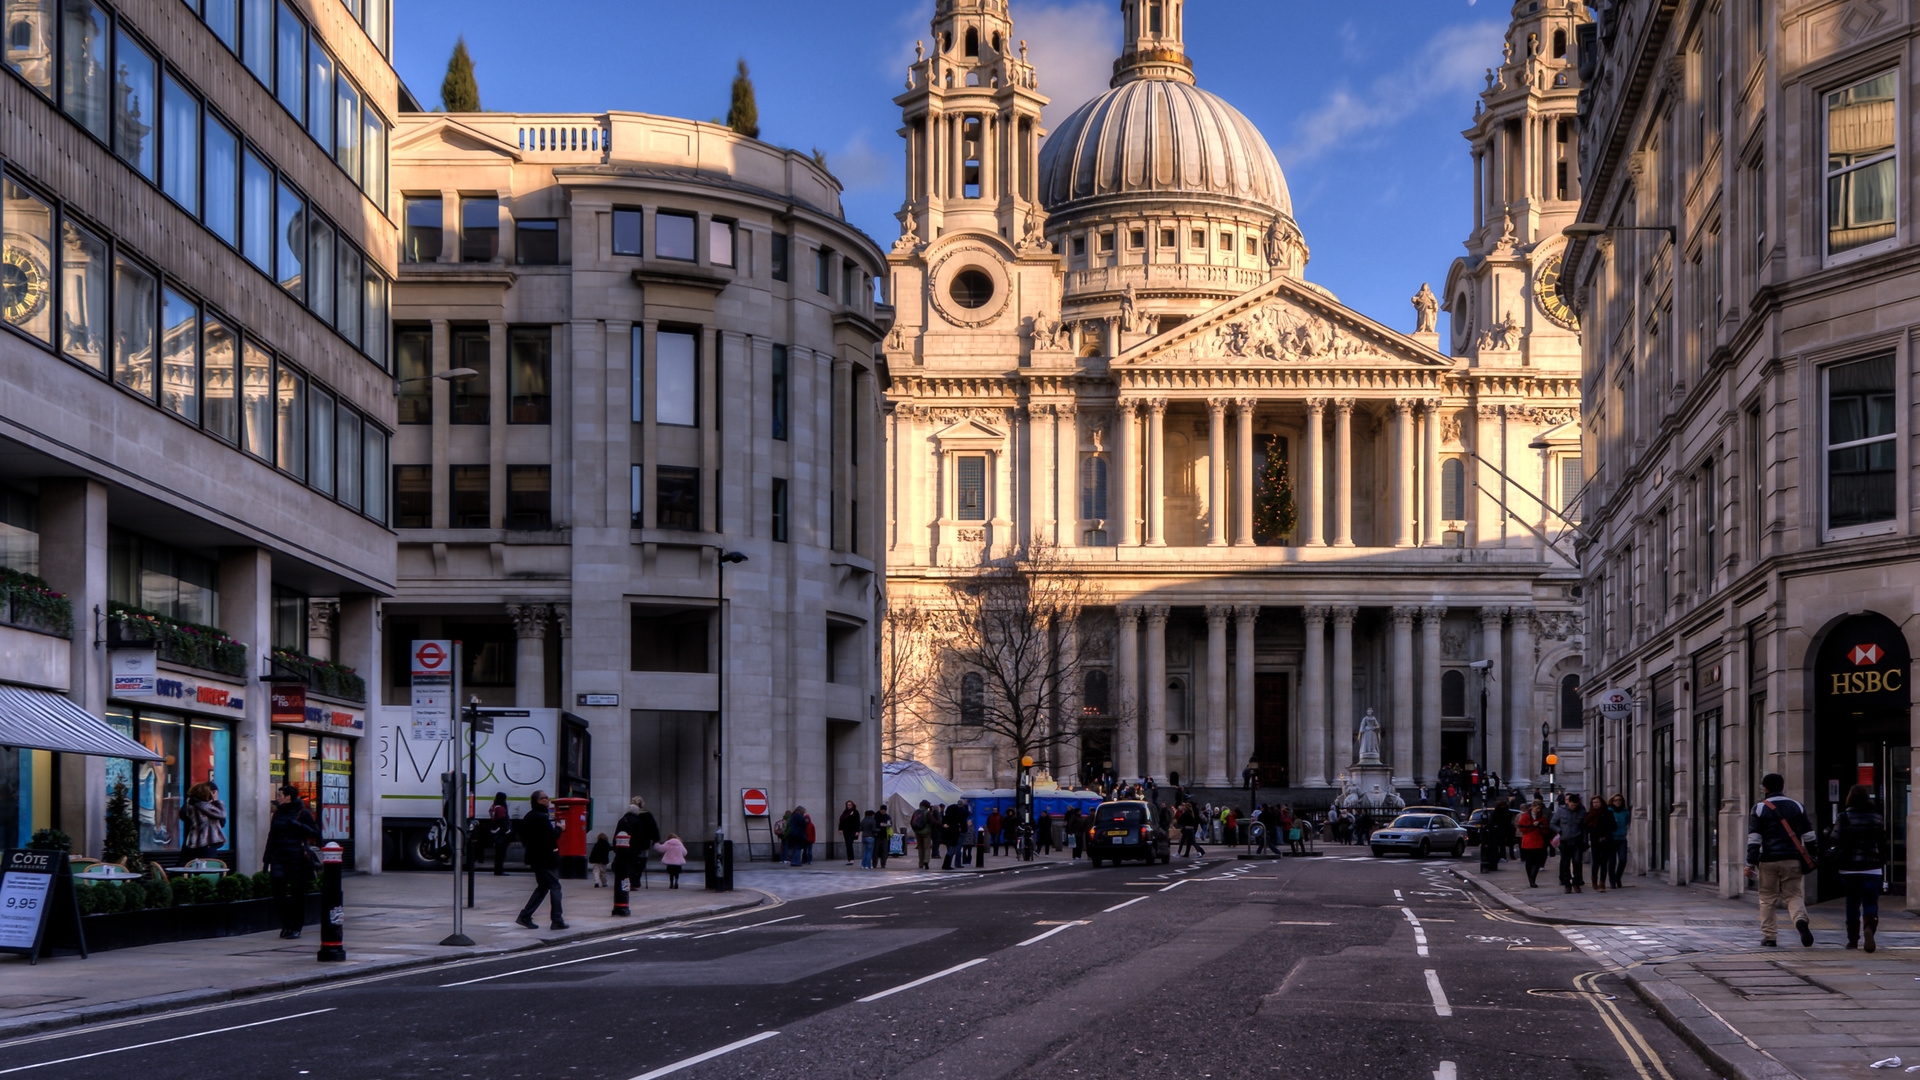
[1815,616,1911,711]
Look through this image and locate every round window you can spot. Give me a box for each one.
[949,268,995,309]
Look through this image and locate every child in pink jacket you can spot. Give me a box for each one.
[653,834,688,889]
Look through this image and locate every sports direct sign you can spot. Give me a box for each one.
[410,640,453,741]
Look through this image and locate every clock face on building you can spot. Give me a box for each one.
[1,246,49,326]
[1533,250,1579,331]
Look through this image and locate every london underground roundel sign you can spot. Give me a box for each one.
[741,788,770,817]
[1598,688,1632,718]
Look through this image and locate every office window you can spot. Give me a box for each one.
[506,466,550,529]
[160,74,199,213]
[241,149,272,270]
[275,181,304,299]
[392,464,429,527]
[158,288,198,422]
[204,0,235,49]
[335,242,362,347]
[1825,354,1896,531]
[57,216,105,365]
[4,0,52,98]
[1440,457,1466,519]
[1158,227,1175,247]
[109,29,153,176]
[308,387,333,496]
[816,247,833,294]
[0,179,51,346]
[362,426,385,523]
[655,466,699,530]
[403,196,441,262]
[240,0,269,85]
[449,328,490,424]
[305,39,331,149]
[202,315,236,442]
[515,220,559,265]
[630,605,711,673]
[1825,70,1897,257]
[204,116,238,244]
[307,216,334,325]
[771,344,788,440]
[508,327,550,423]
[709,219,734,267]
[274,362,304,479]
[60,0,108,140]
[362,265,387,370]
[1190,229,1205,248]
[1081,454,1108,519]
[1560,455,1583,517]
[334,75,360,180]
[450,465,489,528]
[629,464,642,527]
[273,0,302,120]
[656,330,697,426]
[655,212,695,261]
[334,406,360,510]
[956,455,986,520]
[771,477,788,542]
[459,196,497,262]
[112,255,155,399]
[770,231,788,281]
[612,209,642,255]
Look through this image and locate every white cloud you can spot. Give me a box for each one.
[1014,1,1122,128]
[1278,20,1504,166]
[822,131,895,195]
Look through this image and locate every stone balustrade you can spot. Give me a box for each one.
[1062,262,1271,298]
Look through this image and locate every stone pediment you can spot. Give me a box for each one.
[1119,277,1453,370]
[391,117,525,161]
[930,418,1006,450]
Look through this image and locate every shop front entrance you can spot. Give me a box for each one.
[1810,612,1911,900]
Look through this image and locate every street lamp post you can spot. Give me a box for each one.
[393,366,480,397]
[708,550,748,891]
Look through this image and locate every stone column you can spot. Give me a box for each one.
[1302,606,1329,786]
[1420,607,1446,785]
[1115,607,1140,778]
[1029,403,1054,546]
[1332,399,1355,547]
[1391,607,1416,785]
[508,602,550,709]
[37,479,107,857]
[553,603,572,710]
[1234,398,1257,546]
[1233,605,1258,779]
[1509,607,1534,785]
[1393,400,1415,547]
[1144,606,1170,779]
[1480,607,1507,778]
[1206,399,1229,546]
[1054,404,1078,547]
[335,595,380,871]
[1331,607,1358,770]
[1422,398,1443,545]
[305,600,338,662]
[218,547,272,873]
[1205,606,1230,784]
[1145,398,1168,547]
[1303,399,1326,546]
[1116,401,1140,546]
[1056,618,1079,782]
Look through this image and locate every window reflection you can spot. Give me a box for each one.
[1826,70,1897,255]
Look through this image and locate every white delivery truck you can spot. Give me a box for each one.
[373,706,591,869]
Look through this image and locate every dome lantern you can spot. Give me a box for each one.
[1114,0,1194,87]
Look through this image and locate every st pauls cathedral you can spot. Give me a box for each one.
[885,0,1591,799]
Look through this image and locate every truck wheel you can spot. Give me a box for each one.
[405,829,449,870]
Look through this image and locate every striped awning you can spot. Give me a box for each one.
[0,684,161,759]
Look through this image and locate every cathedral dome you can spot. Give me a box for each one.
[1038,78,1293,222]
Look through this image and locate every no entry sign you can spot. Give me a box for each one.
[741,788,770,817]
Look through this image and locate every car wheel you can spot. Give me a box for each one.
[1453,841,1466,858]
[1371,847,1386,857]
[1090,856,1102,868]
[1416,840,1430,859]
[1160,850,1171,865]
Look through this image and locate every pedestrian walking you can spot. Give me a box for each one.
[588,832,611,887]
[1176,802,1199,857]
[859,809,876,868]
[1582,796,1613,890]
[987,807,1004,856]
[839,801,861,865]
[1036,809,1054,855]
[488,792,513,874]
[1551,792,1587,892]
[1517,799,1552,887]
[941,801,967,869]
[785,806,810,867]
[514,790,567,929]
[182,781,227,861]
[1826,785,1890,952]
[1065,806,1083,859]
[615,799,661,891]
[262,784,319,939]
[653,834,688,889]
[1605,794,1631,888]
[1746,773,1818,948]
[873,806,892,868]
[912,800,934,868]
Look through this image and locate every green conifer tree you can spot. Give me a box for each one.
[1253,446,1296,543]
[440,37,480,113]
[102,779,144,871]
[727,59,759,138]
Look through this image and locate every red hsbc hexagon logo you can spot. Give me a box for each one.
[1850,644,1884,667]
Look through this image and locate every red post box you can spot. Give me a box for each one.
[552,797,590,879]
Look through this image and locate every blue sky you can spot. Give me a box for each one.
[396,1,1507,338]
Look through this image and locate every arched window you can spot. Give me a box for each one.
[960,672,985,725]
[9,20,31,48]
[1552,29,1567,57]
[1083,669,1109,715]
[1560,673,1584,729]
[1441,669,1467,717]
[1441,458,1466,520]
[991,32,1002,53]
[965,28,979,56]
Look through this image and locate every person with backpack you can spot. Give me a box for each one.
[1825,784,1891,952]
[941,801,968,869]
[1745,773,1819,947]
[912,801,934,868]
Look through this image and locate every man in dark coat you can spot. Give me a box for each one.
[941,801,968,869]
[515,790,567,930]
[262,785,320,939]
[614,799,661,890]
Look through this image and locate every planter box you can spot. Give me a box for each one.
[77,894,322,953]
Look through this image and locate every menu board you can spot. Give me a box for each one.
[0,850,86,964]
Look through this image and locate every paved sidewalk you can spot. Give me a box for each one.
[1452,860,1920,1080]
[0,870,765,1040]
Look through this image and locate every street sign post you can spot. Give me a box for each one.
[410,640,453,741]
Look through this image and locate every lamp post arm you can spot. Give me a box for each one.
[1466,450,1589,540]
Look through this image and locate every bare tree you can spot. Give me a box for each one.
[880,602,948,763]
[925,542,1111,776]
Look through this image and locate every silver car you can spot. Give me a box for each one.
[1370,813,1468,858]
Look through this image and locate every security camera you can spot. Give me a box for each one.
[1469,659,1491,669]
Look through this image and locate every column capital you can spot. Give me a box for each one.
[1419,605,1449,623]
[1205,604,1232,625]
[1332,397,1357,415]
[1303,605,1331,625]
[1420,397,1444,415]
[306,599,339,641]
[1392,398,1417,418]
[1143,605,1171,625]
[1232,604,1261,623]
[1330,605,1359,627]
[1117,605,1143,626]
[506,602,552,639]
[1303,397,1329,414]
[1145,397,1169,415]
[1389,606,1418,626]
[1480,605,1510,625]
[1234,396,1258,416]
[1055,401,1078,419]
[1115,398,1140,418]
[1206,397,1231,416]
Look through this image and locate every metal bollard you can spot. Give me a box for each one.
[611,832,631,916]
[317,842,345,962]
[975,829,985,868]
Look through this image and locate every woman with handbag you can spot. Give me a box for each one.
[182,781,227,861]
[262,785,320,939]
[1516,799,1552,888]
[1827,785,1891,951]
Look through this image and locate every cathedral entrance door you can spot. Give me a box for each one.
[1254,673,1290,787]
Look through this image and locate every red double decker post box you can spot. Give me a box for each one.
[552,797,590,879]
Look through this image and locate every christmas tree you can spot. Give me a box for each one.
[103,779,144,872]
[1254,446,1296,543]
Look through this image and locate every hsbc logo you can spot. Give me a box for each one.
[1850,644,1884,667]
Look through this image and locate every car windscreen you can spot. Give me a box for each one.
[1388,815,1433,829]
[1095,806,1146,828]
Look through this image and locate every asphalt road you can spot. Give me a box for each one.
[0,853,1723,1080]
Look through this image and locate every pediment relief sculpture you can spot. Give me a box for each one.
[1148,299,1398,366]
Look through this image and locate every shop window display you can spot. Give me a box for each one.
[107,707,232,855]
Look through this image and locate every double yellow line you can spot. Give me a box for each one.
[1573,965,1677,1080]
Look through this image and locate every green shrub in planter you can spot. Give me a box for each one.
[214,872,251,903]
[167,877,189,906]
[139,879,171,910]
[95,883,129,914]
[252,870,271,894]
[185,875,217,905]
[27,828,73,851]
[73,881,102,916]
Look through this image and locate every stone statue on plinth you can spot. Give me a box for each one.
[1357,708,1383,764]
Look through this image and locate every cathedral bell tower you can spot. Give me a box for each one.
[1113,0,1194,86]
[893,0,1048,243]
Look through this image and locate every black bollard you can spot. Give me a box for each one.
[612,832,631,916]
[975,828,986,868]
[317,842,345,962]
